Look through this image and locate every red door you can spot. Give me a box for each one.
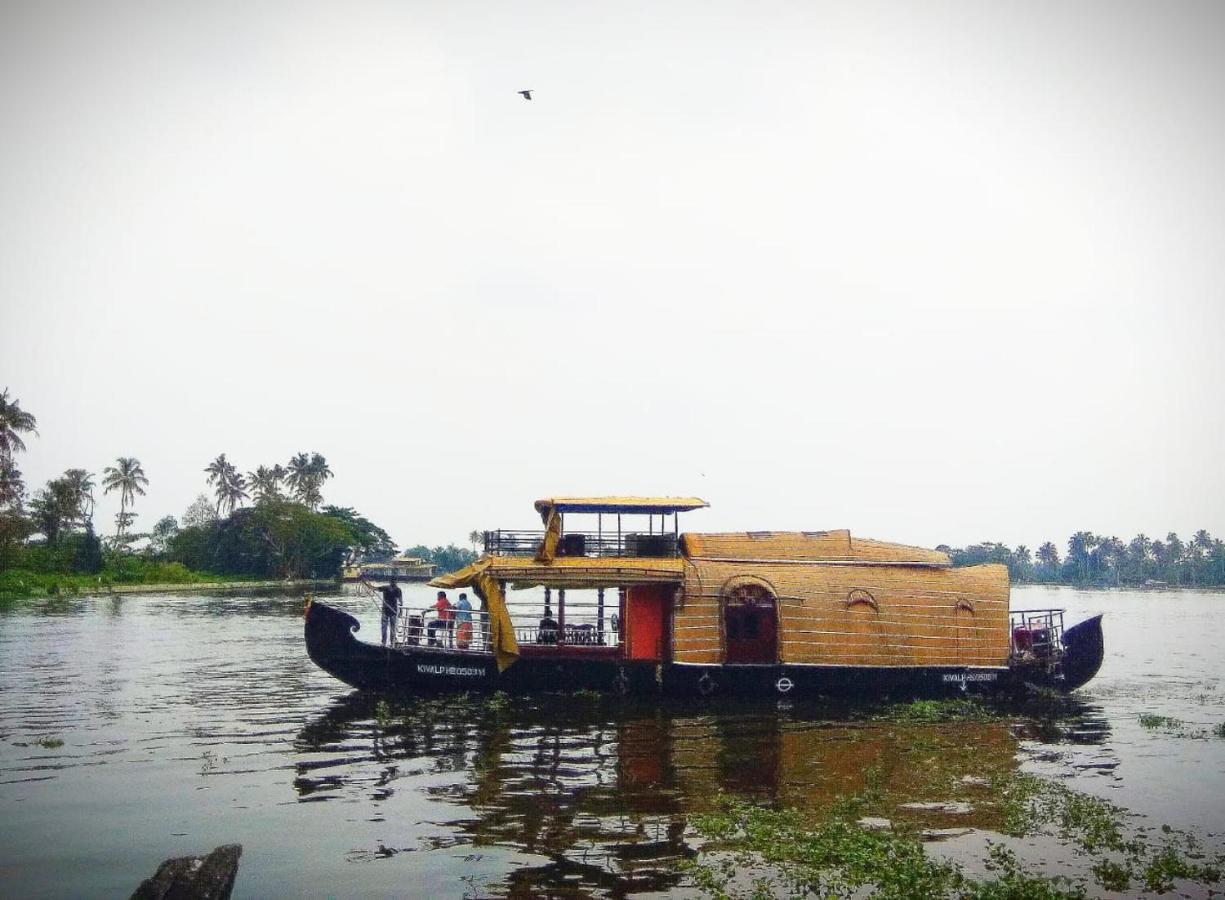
[626,585,669,661]
[724,586,778,664]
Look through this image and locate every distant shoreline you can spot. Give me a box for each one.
[1012,581,1225,593]
[0,576,339,605]
[85,578,339,596]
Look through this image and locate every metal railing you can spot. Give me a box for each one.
[514,624,618,647]
[392,613,621,652]
[1009,608,1066,657]
[483,529,679,558]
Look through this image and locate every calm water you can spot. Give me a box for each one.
[1,584,1224,898]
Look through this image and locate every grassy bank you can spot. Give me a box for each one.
[0,563,274,606]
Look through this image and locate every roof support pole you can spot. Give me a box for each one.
[557,588,566,642]
[597,587,605,644]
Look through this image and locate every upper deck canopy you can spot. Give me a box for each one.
[533,496,709,516]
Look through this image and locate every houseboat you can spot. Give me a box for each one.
[341,554,437,583]
[305,497,1103,699]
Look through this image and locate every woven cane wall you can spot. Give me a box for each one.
[673,560,1009,667]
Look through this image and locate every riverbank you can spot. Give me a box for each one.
[0,567,336,605]
[92,578,337,596]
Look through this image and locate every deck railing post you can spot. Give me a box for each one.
[597,587,605,645]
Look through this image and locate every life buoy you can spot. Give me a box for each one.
[775,676,794,694]
[697,673,717,696]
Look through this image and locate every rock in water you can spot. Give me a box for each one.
[131,844,242,900]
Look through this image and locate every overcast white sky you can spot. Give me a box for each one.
[3,0,1223,552]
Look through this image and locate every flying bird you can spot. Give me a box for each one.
[518,90,532,100]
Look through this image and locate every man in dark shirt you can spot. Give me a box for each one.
[363,576,402,646]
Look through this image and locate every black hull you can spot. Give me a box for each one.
[1058,613,1105,691]
[305,602,1103,700]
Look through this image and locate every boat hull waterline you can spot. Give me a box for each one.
[306,603,1104,700]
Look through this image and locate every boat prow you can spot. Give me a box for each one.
[1059,614,1104,691]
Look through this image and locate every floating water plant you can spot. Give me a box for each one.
[684,772,1224,898]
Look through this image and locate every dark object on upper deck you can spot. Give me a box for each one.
[519,89,532,100]
[559,533,586,557]
[131,843,242,900]
[625,533,674,558]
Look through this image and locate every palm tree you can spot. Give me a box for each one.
[1067,532,1097,584]
[248,465,285,504]
[219,471,249,515]
[287,452,333,510]
[1127,534,1152,583]
[0,388,38,461]
[205,454,241,516]
[306,453,333,510]
[468,530,483,554]
[286,452,311,504]
[62,469,96,525]
[102,457,149,538]
[1036,542,1059,581]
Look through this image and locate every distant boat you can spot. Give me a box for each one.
[307,496,1103,699]
[342,555,437,583]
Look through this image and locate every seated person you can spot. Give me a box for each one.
[537,605,559,644]
[405,612,424,646]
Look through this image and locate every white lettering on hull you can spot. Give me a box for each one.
[417,664,487,677]
[941,672,999,683]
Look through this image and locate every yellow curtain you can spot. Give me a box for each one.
[475,571,520,672]
[535,507,561,562]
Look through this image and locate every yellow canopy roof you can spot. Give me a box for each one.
[430,555,685,590]
[533,496,708,516]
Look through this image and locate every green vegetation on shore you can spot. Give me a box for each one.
[0,388,403,603]
[944,530,1225,588]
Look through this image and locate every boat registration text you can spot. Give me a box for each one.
[941,672,999,683]
[417,664,486,677]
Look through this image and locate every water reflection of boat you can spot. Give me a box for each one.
[306,497,1104,699]
[292,696,1032,896]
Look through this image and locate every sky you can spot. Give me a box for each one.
[2,0,1223,552]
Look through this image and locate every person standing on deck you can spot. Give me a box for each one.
[363,576,402,646]
[434,590,454,647]
[455,592,473,649]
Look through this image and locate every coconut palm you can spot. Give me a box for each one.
[286,452,311,503]
[0,388,38,461]
[286,452,332,510]
[205,454,241,516]
[468,530,483,554]
[62,468,96,525]
[1035,542,1059,581]
[102,457,148,537]
[248,465,286,504]
[218,471,249,516]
